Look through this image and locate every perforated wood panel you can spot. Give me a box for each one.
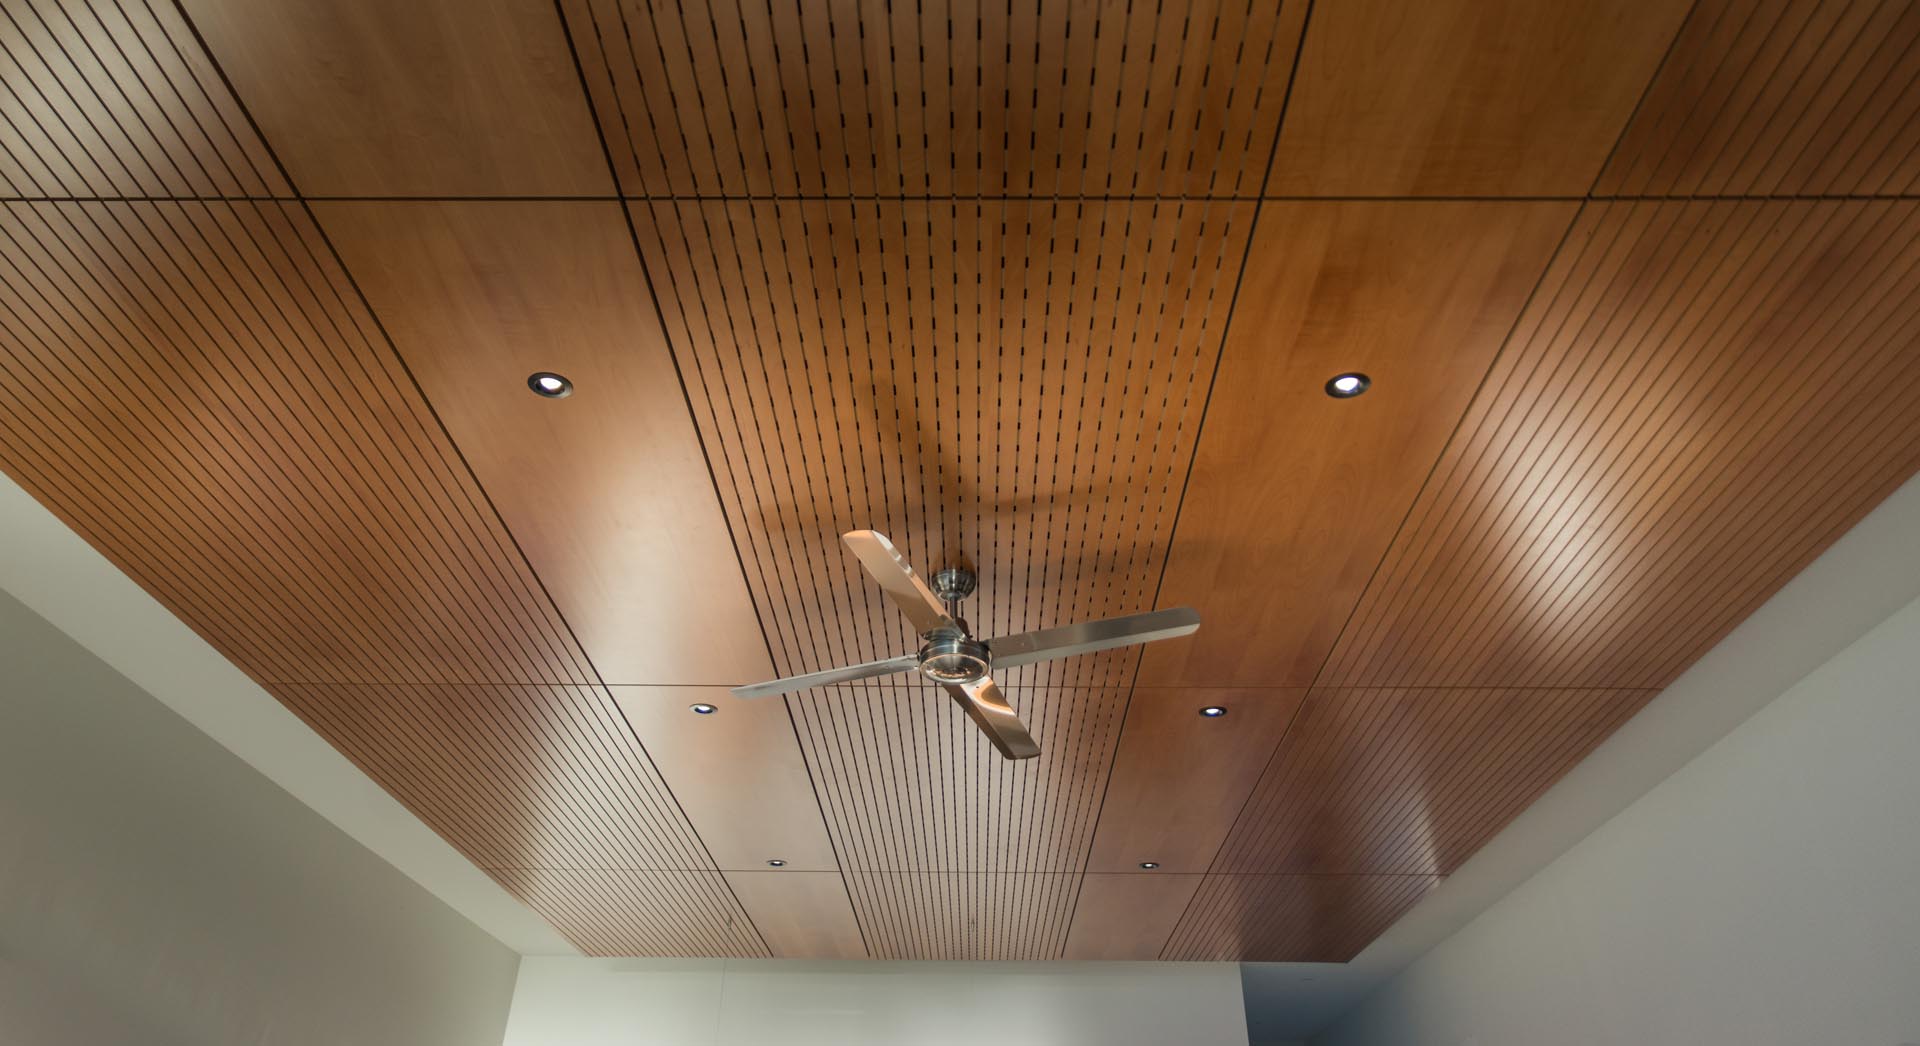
[563,0,1308,197]
[1598,0,1920,198]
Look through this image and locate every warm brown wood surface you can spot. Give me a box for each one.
[5,0,1919,965]
[1267,0,1693,196]
[178,0,610,196]
[1064,873,1205,960]
[1141,201,1577,688]
[1598,0,1920,198]
[312,200,771,686]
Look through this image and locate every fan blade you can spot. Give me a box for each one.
[842,530,958,636]
[731,654,921,699]
[943,677,1040,760]
[986,606,1200,669]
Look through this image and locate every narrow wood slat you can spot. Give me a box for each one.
[1064,873,1203,960]
[844,871,1081,960]
[492,867,769,958]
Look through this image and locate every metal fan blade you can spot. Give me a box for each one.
[986,606,1200,669]
[943,677,1040,760]
[842,530,957,636]
[731,654,920,699]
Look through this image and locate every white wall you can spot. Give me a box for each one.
[504,958,1249,1046]
[0,590,522,1046]
[1316,591,1920,1046]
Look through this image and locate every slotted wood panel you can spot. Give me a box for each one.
[1139,200,1577,688]
[0,199,752,953]
[0,0,286,198]
[562,0,1308,198]
[1319,199,1920,690]
[1210,687,1658,876]
[1266,0,1691,196]
[178,0,610,196]
[1598,0,1920,198]
[1163,874,1438,962]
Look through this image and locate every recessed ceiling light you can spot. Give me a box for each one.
[1325,372,1370,398]
[1139,861,1160,870]
[527,371,573,398]
[690,703,717,715]
[766,858,787,868]
[1199,705,1228,718]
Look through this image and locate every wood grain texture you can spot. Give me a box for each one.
[1085,688,1306,875]
[1141,201,1577,688]
[1064,873,1203,960]
[610,686,838,873]
[1597,0,1920,198]
[562,0,1308,197]
[1319,200,1920,689]
[312,200,770,687]
[1211,687,1657,876]
[724,871,869,959]
[1163,873,1439,962]
[177,0,610,196]
[1267,0,1691,196]
[0,0,287,198]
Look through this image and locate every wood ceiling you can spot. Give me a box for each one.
[3,0,1917,962]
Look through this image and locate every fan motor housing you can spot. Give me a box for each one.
[918,634,991,685]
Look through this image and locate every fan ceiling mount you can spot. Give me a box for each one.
[732,531,1200,760]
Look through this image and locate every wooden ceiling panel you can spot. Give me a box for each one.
[493,867,769,958]
[1141,201,1576,688]
[177,0,610,196]
[1267,0,1691,196]
[0,0,286,198]
[0,201,596,687]
[1319,200,1920,690]
[564,0,1308,198]
[1085,688,1306,875]
[1210,687,1656,876]
[271,683,719,872]
[610,686,839,873]
[311,200,770,687]
[1598,0,1920,198]
[795,682,1126,876]
[846,872,1081,960]
[724,871,869,959]
[631,197,1249,686]
[1064,873,1204,960]
[1163,873,1438,962]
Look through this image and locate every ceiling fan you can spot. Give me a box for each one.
[731,531,1200,760]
